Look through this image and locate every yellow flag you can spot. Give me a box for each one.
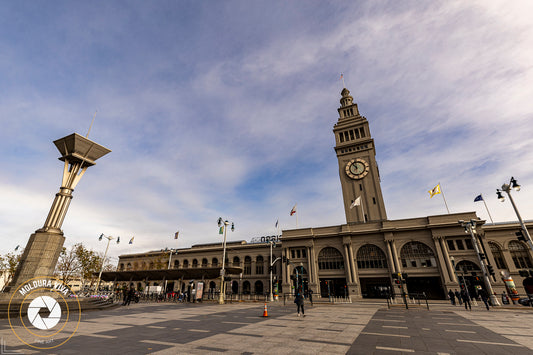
[428,184,441,198]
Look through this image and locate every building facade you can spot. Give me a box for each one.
[116,88,533,299]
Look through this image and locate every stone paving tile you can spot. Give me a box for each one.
[3,301,533,354]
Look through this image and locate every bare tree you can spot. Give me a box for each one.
[55,245,81,285]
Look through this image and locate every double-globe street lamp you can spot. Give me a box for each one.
[497,177,533,253]
[217,217,234,305]
[458,220,500,306]
[95,233,120,294]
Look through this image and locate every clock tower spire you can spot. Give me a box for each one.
[333,88,387,223]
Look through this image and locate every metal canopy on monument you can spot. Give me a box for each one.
[97,267,243,282]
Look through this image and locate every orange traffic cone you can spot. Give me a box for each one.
[262,303,268,317]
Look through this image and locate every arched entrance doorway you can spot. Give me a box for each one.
[254,280,263,295]
[232,280,239,294]
[317,247,347,297]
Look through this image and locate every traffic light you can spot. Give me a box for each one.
[402,273,409,279]
[479,253,486,260]
[282,256,287,263]
[394,279,400,285]
[486,265,495,276]
[391,273,398,279]
[516,231,527,242]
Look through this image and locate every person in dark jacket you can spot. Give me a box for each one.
[460,288,471,310]
[448,290,456,305]
[479,289,490,310]
[294,292,305,317]
[454,289,462,305]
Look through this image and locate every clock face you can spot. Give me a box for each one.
[345,158,369,180]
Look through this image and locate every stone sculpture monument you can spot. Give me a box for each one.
[3,133,110,294]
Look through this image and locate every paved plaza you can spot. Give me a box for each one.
[1,300,533,354]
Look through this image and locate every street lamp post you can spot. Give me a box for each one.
[269,241,281,302]
[459,220,500,306]
[95,233,119,294]
[218,217,234,305]
[497,177,533,253]
[163,248,176,293]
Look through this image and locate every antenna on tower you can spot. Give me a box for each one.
[340,73,346,88]
[86,110,97,138]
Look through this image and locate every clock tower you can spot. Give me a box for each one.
[333,88,387,223]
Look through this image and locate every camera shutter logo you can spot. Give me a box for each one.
[27,296,62,330]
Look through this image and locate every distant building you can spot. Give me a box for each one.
[114,88,533,299]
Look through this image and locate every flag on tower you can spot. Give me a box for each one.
[174,231,179,239]
[219,226,224,235]
[350,196,361,209]
[129,237,134,244]
[340,73,343,80]
[275,220,278,228]
[99,233,104,241]
[15,245,20,251]
[474,194,483,202]
[116,236,120,244]
[290,204,297,216]
[428,184,441,198]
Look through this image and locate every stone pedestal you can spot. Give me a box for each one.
[3,231,65,294]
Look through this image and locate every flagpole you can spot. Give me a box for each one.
[439,182,450,214]
[360,198,366,223]
[481,195,495,224]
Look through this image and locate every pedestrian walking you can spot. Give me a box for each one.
[124,286,134,306]
[454,289,462,305]
[122,287,128,306]
[448,290,456,305]
[479,289,490,310]
[460,289,471,310]
[294,292,305,317]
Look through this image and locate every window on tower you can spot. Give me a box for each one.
[344,132,349,141]
[349,130,355,140]
[339,133,344,143]
[355,130,360,139]
[360,128,366,138]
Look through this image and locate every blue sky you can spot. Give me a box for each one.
[1,1,532,263]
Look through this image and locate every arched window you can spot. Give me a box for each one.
[489,242,507,270]
[356,244,388,269]
[174,260,180,269]
[119,263,124,271]
[126,263,132,270]
[182,259,189,268]
[509,241,533,268]
[254,280,263,294]
[233,256,240,267]
[318,247,344,270]
[201,258,208,267]
[244,256,252,275]
[192,259,198,268]
[256,256,264,274]
[212,258,218,267]
[400,242,436,268]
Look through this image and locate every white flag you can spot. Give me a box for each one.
[350,197,361,209]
